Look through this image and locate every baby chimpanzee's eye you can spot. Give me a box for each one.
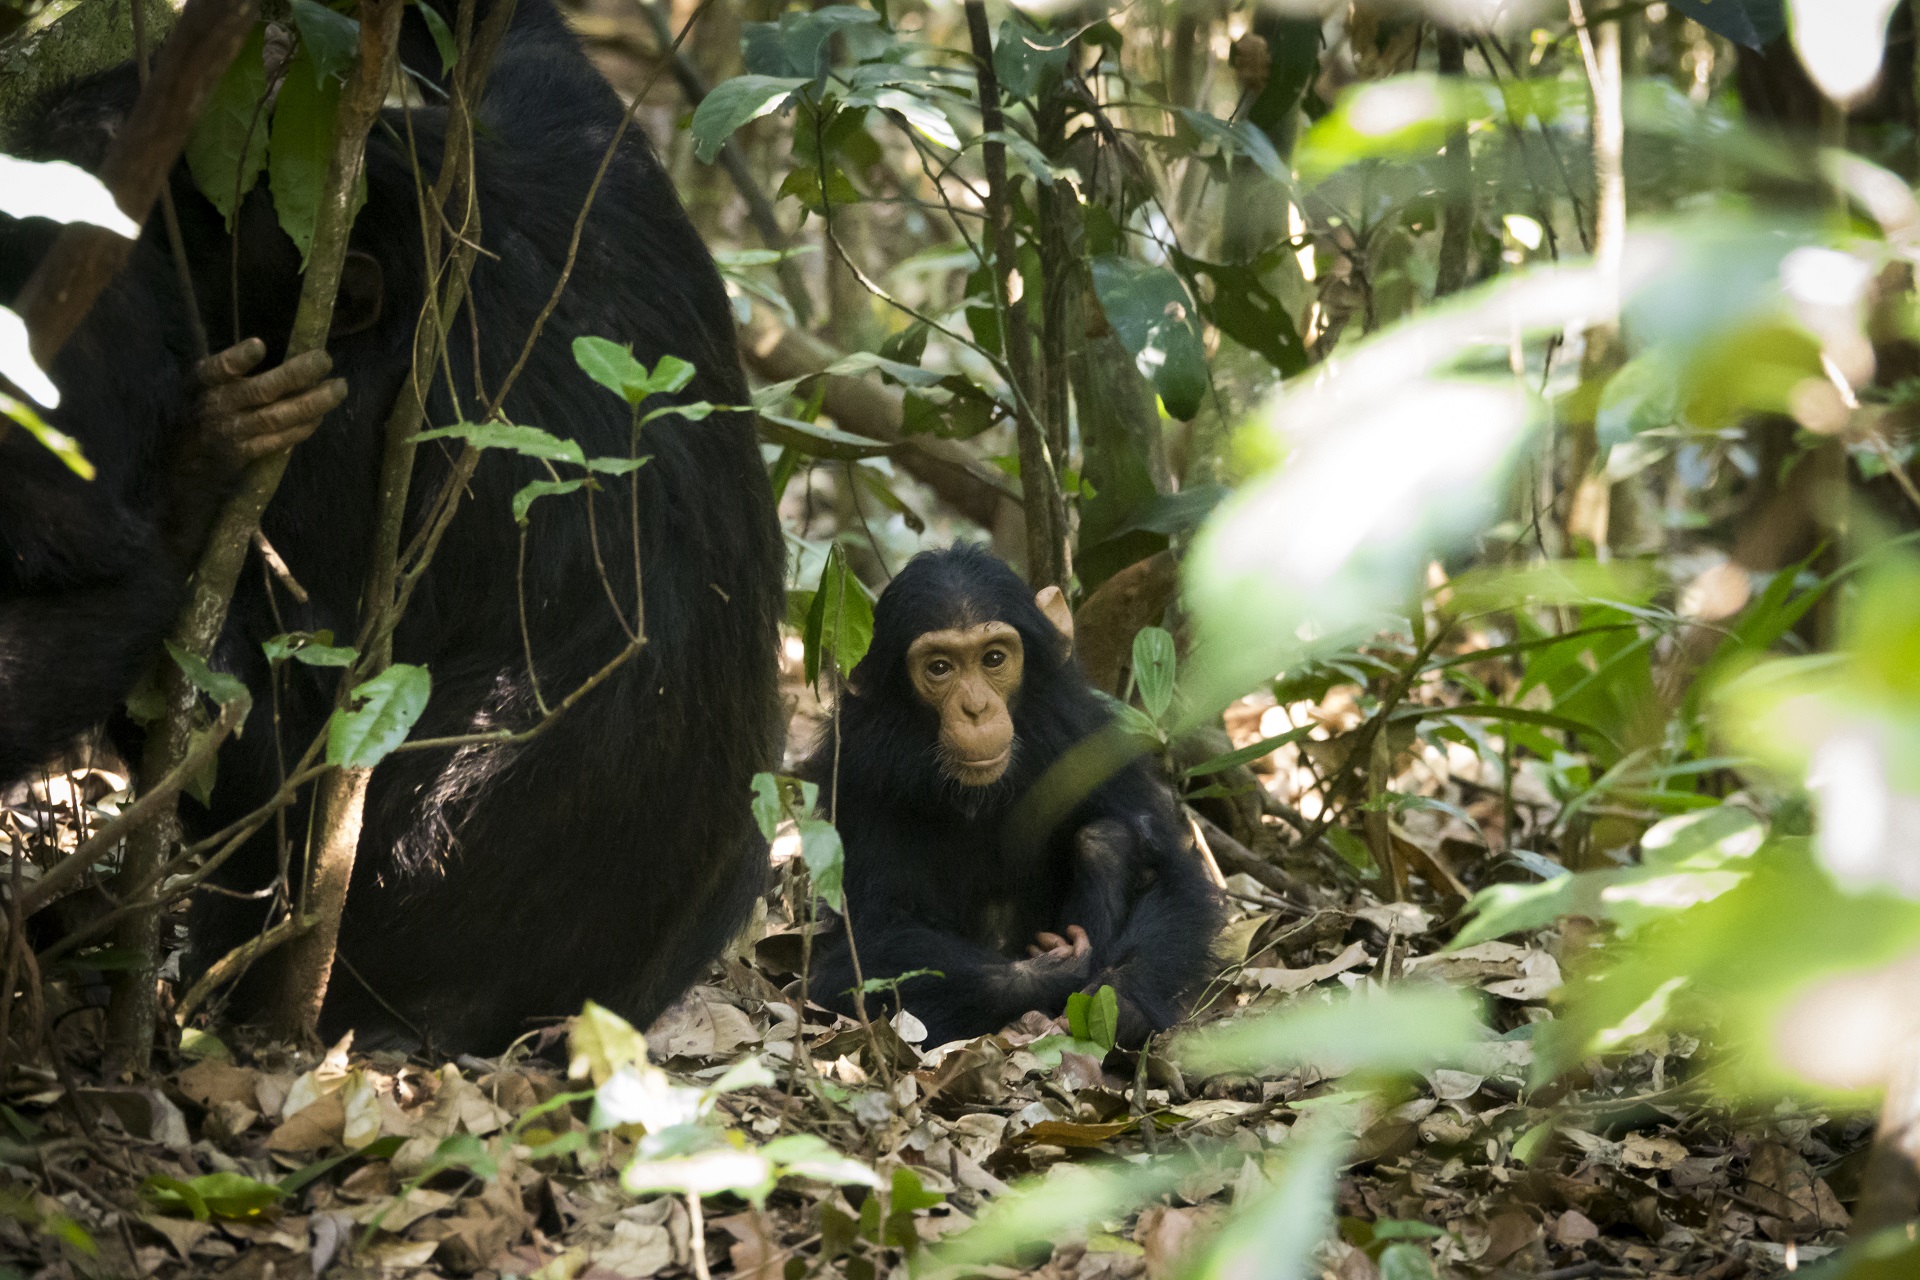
[927,658,954,678]
[983,648,1006,669]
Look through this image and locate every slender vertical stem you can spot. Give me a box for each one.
[964,0,1064,590]
[1434,27,1473,298]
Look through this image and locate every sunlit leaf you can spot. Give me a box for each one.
[0,155,138,238]
[325,663,430,768]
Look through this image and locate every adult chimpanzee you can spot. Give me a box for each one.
[807,546,1223,1048]
[0,0,784,1051]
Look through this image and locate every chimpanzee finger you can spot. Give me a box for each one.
[195,337,268,387]
[215,378,349,456]
[201,349,337,416]
[1066,924,1090,956]
[1034,931,1067,952]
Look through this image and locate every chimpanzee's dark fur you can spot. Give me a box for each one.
[0,0,784,1052]
[805,546,1222,1048]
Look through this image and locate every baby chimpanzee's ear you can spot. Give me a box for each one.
[1035,585,1073,656]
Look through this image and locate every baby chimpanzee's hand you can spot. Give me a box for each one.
[1027,923,1089,960]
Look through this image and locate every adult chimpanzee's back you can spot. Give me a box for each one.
[0,0,785,1051]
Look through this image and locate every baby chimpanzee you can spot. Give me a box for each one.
[806,545,1223,1047]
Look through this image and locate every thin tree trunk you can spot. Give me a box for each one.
[265,0,510,1042]
[1434,27,1473,298]
[106,0,403,1069]
[964,0,1064,590]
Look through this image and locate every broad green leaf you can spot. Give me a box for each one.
[622,1146,773,1198]
[142,1172,283,1221]
[513,478,586,525]
[1176,107,1285,180]
[690,76,808,163]
[750,772,783,841]
[1378,1243,1437,1280]
[801,545,875,684]
[268,47,355,264]
[0,155,139,238]
[570,1000,648,1085]
[185,22,269,225]
[993,16,1071,98]
[166,642,252,714]
[411,0,457,71]
[1088,257,1208,421]
[761,1133,882,1188]
[741,6,877,81]
[1179,985,1484,1078]
[1181,725,1315,778]
[288,0,360,84]
[414,420,587,466]
[573,335,652,401]
[263,632,357,666]
[1131,627,1177,722]
[798,816,844,911]
[1190,1112,1352,1280]
[1086,984,1119,1052]
[325,663,430,768]
[1671,0,1783,49]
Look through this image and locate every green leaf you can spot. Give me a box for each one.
[141,1172,283,1222]
[1178,985,1484,1078]
[326,664,431,768]
[513,478,586,525]
[750,772,783,841]
[0,155,139,238]
[264,631,356,666]
[741,6,877,81]
[185,22,269,226]
[1181,725,1315,778]
[1377,1242,1437,1280]
[762,1133,882,1188]
[1175,107,1285,180]
[1,389,93,478]
[573,335,651,402]
[993,16,1071,99]
[288,0,360,84]
[759,414,898,461]
[413,420,587,466]
[268,46,356,265]
[165,642,252,714]
[801,545,875,684]
[1086,984,1119,1052]
[689,75,808,163]
[798,816,845,912]
[1132,627,1177,722]
[1088,257,1209,421]
[1669,0,1782,49]
[411,0,458,72]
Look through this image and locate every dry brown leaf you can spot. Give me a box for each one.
[1477,1210,1539,1266]
[1135,1205,1216,1280]
[1620,1133,1689,1172]
[139,1213,212,1260]
[1243,940,1372,993]
[266,1090,346,1154]
[176,1060,261,1110]
[1554,1208,1598,1246]
[1746,1143,1849,1232]
[1016,1119,1135,1149]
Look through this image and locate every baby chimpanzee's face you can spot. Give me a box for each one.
[907,621,1025,786]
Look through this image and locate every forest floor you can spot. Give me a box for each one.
[0,680,1870,1280]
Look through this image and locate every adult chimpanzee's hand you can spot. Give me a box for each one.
[194,338,348,465]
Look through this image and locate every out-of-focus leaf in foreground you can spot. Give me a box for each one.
[1177,985,1485,1080]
